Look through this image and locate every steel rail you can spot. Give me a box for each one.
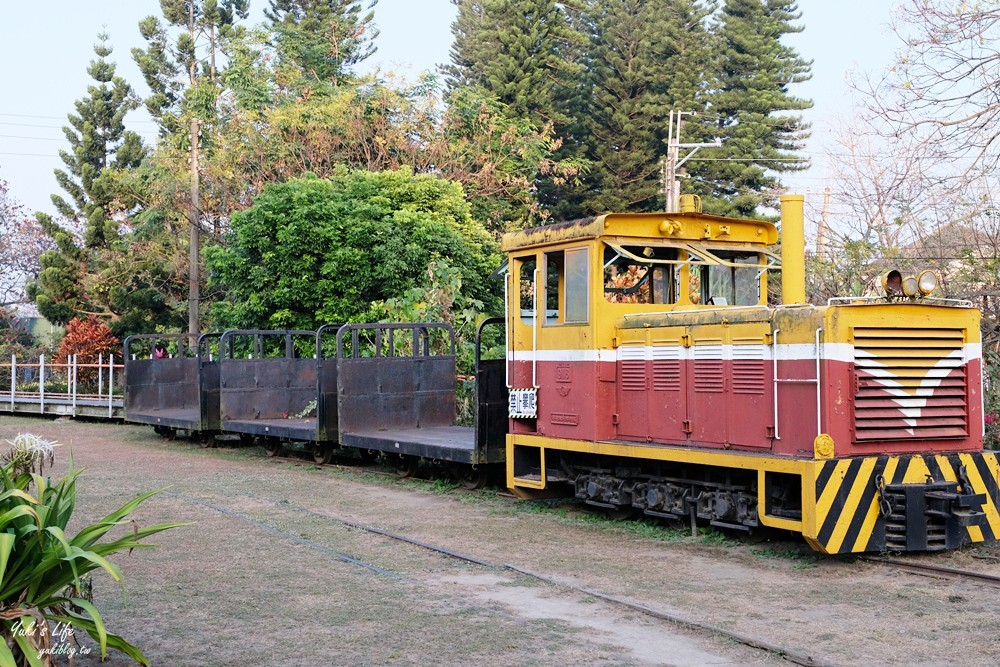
[505,564,838,667]
[164,491,404,580]
[862,556,1000,587]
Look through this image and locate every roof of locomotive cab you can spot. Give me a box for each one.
[501,211,779,252]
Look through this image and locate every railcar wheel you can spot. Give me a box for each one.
[396,457,418,478]
[153,425,169,437]
[460,466,489,490]
[166,428,177,441]
[264,440,282,458]
[313,444,334,465]
[197,432,215,448]
[357,448,379,464]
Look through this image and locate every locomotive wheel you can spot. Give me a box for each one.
[396,457,418,478]
[313,444,334,465]
[607,505,639,521]
[264,440,282,458]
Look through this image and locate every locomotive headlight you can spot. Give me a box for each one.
[881,270,903,296]
[902,275,920,297]
[917,270,938,295]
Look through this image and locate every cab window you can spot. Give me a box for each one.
[696,251,762,306]
[604,245,678,304]
[544,247,589,325]
[518,257,537,325]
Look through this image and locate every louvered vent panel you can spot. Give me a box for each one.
[693,343,724,394]
[619,345,647,392]
[853,327,967,441]
[651,345,682,392]
[732,341,767,395]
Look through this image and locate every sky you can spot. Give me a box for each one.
[0,0,899,222]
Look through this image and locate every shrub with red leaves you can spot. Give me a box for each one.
[55,317,120,386]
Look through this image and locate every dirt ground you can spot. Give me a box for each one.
[1,415,999,667]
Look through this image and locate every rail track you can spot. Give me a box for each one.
[149,429,1000,643]
[167,486,838,667]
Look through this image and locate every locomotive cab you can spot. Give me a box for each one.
[502,196,1000,554]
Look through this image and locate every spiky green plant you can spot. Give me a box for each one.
[0,434,184,666]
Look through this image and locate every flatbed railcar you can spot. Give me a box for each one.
[124,194,1000,554]
[124,333,222,440]
[124,321,507,480]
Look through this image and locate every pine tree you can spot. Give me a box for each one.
[578,0,715,213]
[693,0,812,218]
[446,0,583,133]
[30,32,148,328]
[264,0,379,86]
[52,33,145,249]
[446,0,587,219]
[133,0,249,134]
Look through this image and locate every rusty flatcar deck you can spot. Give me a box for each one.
[341,425,477,463]
[128,407,203,430]
[223,417,321,441]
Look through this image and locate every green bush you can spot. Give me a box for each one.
[0,434,184,665]
[16,382,69,395]
[205,168,502,332]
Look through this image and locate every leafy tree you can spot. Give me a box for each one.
[693,0,812,217]
[432,87,584,231]
[55,316,121,385]
[264,0,379,87]
[208,31,575,232]
[0,181,49,308]
[205,169,502,331]
[133,0,249,134]
[132,0,250,335]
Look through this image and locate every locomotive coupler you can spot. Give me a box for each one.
[876,466,988,551]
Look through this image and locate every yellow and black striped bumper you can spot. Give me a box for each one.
[806,452,1000,554]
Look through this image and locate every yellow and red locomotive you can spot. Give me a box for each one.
[502,195,999,554]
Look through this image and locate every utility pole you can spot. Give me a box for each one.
[663,111,722,212]
[188,117,200,349]
[816,186,831,260]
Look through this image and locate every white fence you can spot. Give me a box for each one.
[0,353,125,418]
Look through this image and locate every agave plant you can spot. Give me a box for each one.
[0,434,185,666]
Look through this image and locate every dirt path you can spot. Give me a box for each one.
[2,415,998,666]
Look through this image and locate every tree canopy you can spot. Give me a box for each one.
[205,169,501,331]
